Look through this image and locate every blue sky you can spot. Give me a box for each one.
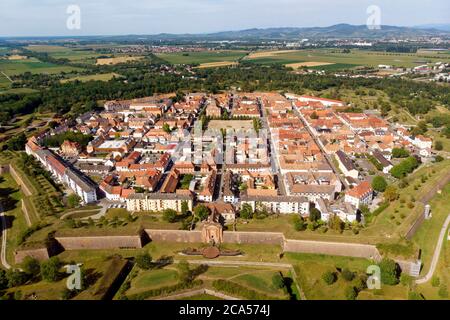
[0,0,449,37]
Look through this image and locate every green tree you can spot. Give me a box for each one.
[408,291,424,300]
[240,204,253,219]
[181,201,190,216]
[431,276,440,288]
[162,123,172,133]
[135,252,153,270]
[329,215,344,233]
[21,257,41,278]
[271,273,285,289]
[6,133,27,151]
[379,258,400,285]
[435,141,443,151]
[194,205,210,221]
[309,208,321,222]
[0,269,7,290]
[177,260,192,284]
[384,185,399,202]
[162,209,178,223]
[322,271,336,285]
[345,286,358,300]
[292,215,306,231]
[392,148,410,158]
[67,194,81,208]
[438,285,449,298]
[341,268,355,282]
[40,257,61,282]
[372,176,388,193]
[6,269,29,288]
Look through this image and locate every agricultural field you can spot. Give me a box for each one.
[243,49,450,69]
[60,72,123,83]
[26,45,106,64]
[0,71,12,90]
[156,50,248,65]
[0,58,82,76]
[96,56,143,65]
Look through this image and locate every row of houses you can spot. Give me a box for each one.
[25,137,98,204]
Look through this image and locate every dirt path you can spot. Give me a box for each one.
[416,214,450,285]
[0,204,11,269]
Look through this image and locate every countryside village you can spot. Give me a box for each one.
[23,91,437,237]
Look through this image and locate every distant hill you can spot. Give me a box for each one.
[141,24,450,40]
[2,24,449,41]
[414,24,450,32]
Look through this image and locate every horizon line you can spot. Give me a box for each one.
[1,23,449,39]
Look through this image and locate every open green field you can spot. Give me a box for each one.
[0,58,83,76]
[0,47,11,56]
[26,45,106,64]
[0,173,28,265]
[0,71,12,90]
[413,183,450,277]
[4,255,123,300]
[416,219,450,300]
[123,263,292,300]
[244,49,450,68]
[60,72,122,83]
[286,252,409,300]
[368,160,450,242]
[156,50,248,65]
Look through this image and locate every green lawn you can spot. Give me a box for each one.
[284,252,410,300]
[0,173,28,265]
[127,268,179,294]
[156,50,248,65]
[6,255,121,300]
[412,183,450,277]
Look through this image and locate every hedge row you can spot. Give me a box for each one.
[212,279,276,300]
[126,280,203,300]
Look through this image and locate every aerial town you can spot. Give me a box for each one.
[1,0,450,306]
[23,92,437,228]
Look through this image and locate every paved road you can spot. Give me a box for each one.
[0,204,11,269]
[416,214,450,285]
[292,106,348,189]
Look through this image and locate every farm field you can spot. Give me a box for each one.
[0,58,83,76]
[96,56,143,65]
[0,71,12,90]
[197,61,238,68]
[27,45,105,64]
[156,50,248,65]
[60,72,122,83]
[243,49,450,68]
